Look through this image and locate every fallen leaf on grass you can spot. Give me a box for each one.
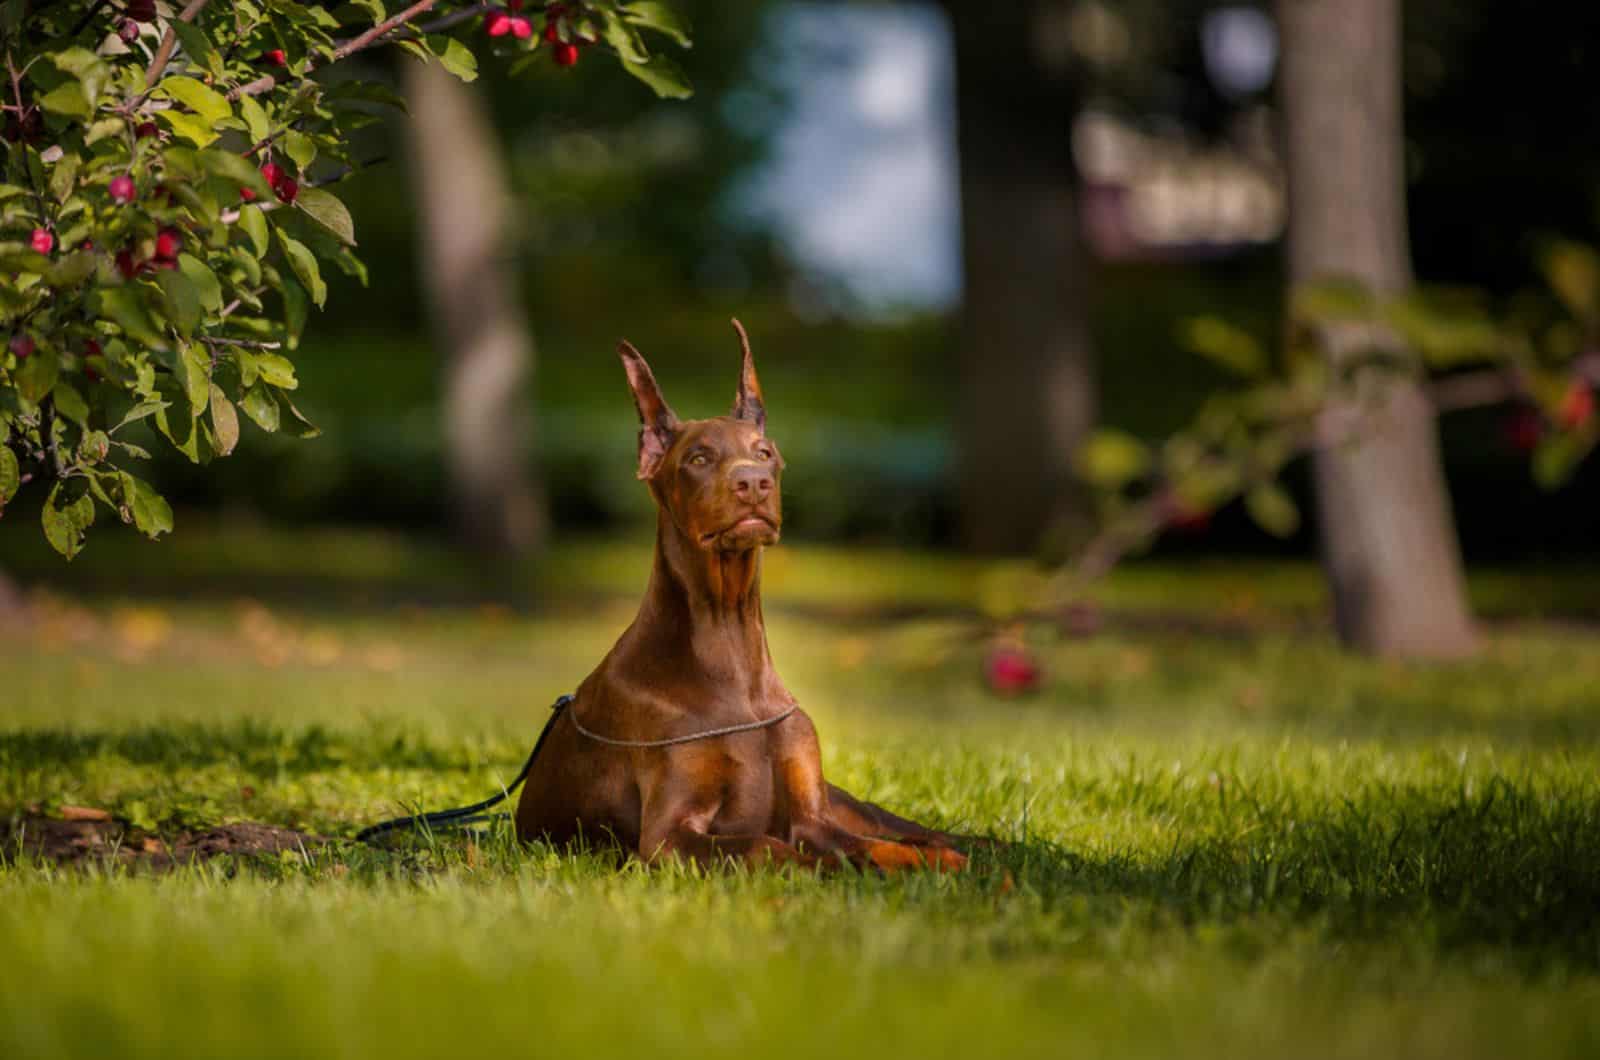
[59,805,112,822]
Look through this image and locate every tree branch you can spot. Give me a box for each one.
[228,0,447,102]
[144,0,212,90]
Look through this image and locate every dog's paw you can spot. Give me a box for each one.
[866,841,967,874]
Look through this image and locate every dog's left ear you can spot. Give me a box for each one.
[729,318,766,432]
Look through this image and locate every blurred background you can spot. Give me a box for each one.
[5,0,1599,601]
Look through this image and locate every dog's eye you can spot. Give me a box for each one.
[755,447,773,461]
[688,452,710,466]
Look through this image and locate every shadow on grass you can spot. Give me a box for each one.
[0,722,491,777]
[990,776,1600,972]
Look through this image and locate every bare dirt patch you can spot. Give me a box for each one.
[3,809,326,870]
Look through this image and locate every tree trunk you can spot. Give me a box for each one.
[1277,0,1476,656]
[405,58,545,556]
[943,1,1097,555]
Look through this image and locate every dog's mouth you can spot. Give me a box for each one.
[702,513,780,550]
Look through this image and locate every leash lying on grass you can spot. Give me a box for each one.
[356,693,802,843]
[355,695,572,843]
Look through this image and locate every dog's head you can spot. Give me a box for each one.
[618,320,783,553]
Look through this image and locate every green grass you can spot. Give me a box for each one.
[3,529,1600,1059]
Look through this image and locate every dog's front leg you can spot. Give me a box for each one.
[636,752,818,870]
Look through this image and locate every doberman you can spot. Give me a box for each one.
[512,322,969,872]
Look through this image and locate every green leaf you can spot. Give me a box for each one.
[156,76,232,124]
[153,379,204,462]
[0,444,18,506]
[239,383,280,432]
[49,152,80,204]
[159,110,221,149]
[112,399,170,433]
[178,253,224,312]
[238,203,271,259]
[620,55,694,100]
[46,249,97,289]
[97,286,166,349]
[277,392,320,438]
[277,230,326,307]
[177,341,212,412]
[295,187,356,246]
[49,47,112,104]
[279,273,309,349]
[51,381,89,426]
[599,10,651,62]
[120,472,174,538]
[1541,240,1600,324]
[200,149,277,200]
[434,37,479,82]
[1532,432,1590,490]
[0,248,52,274]
[42,481,95,559]
[1076,429,1151,489]
[238,93,271,144]
[1292,278,1377,324]
[38,81,90,119]
[83,117,124,145]
[158,266,204,336]
[1181,316,1267,378]
[282,129,318,170]
[1245,482,1300,538]
[253,351,297,389]
[623,1,692,47]
[209,383,240,456]
[171,21,225,79]
[17,348,60,404]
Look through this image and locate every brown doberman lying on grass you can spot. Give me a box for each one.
[511,322,968,872]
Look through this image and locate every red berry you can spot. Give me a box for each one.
[262,49,287,67]
[274,174,298,204]
[9,334,33,360]
[1558,380,1595,431]
[1503,408,1543,454]
[486,11,512,36]
[126,0,156,23]
[135,121,160,139]
[239,186,258,203]
[85,365,101,382]
[118,18,140,42]
[554,41,579,66]
[508,0,523,10]
[155,227,183,261]
[510,16,533,38]
[109,174,136,203]
[115,248,140,279]
[84,339,103,357]
[30,228,53,255]
[984,645,1041,696]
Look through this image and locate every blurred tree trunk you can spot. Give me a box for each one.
[405,59,545,556]
[942,1,1097,555]
[1278,0,1476,657]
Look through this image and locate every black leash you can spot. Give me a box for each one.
[355,694,572,844]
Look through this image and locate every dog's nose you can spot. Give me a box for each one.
[732,465,773,502]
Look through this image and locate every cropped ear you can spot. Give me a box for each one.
[729,318,766,432]
[618,340,680,480]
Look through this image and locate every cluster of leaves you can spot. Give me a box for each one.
[0,0,689,558]
[1074,241,1600,571]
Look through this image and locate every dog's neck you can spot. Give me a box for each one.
[630,509,775,700]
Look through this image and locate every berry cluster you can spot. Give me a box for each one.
[485,1,591,67]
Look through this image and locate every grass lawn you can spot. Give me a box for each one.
[2,526,1599,1059]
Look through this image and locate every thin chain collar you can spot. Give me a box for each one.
[559,694,799,749]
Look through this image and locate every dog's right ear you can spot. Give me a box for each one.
[618,340,680,480]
